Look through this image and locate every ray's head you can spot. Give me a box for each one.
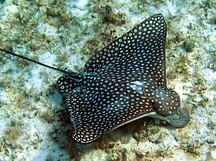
[151,87,190,128]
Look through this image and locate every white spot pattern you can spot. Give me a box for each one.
[57,14,188,144]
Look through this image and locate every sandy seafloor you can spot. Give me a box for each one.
[0,0,215,160]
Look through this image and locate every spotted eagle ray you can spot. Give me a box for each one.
[0,14,190,144]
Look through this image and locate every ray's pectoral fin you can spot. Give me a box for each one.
[150,86,190,128]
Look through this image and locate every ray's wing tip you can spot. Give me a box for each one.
[149,13,166,23]
[144,13,166,28]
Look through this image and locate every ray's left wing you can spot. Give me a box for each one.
[84,14,167,87]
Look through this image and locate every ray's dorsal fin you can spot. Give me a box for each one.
[0,48,82,82]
